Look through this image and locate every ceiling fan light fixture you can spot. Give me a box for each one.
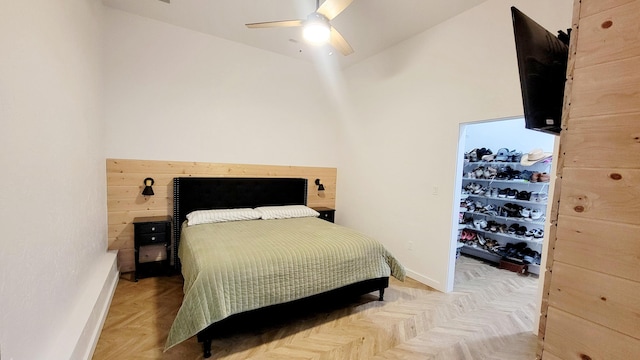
[303,14,330,45]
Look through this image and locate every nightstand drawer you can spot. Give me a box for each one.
[318,211,334,222]
[136,232,167,245]
[139,244,168,263]
[135,222,168,235]
[312,207,335,223]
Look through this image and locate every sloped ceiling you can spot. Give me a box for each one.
[102,0,488,68]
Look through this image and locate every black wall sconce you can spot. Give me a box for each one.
[315,179,325,191]
[142,177,155,196]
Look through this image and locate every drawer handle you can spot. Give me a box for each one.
[151,227,156,231]
[151,236,156,241]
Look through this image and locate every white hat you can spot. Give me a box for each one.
[520,148,552,166]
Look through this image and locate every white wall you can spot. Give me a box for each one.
[337,0,572,291]
[103,8,340,167]
[464,117,556,153]
[0,0,112,359]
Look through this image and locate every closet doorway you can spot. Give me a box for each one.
[450,116,558,334]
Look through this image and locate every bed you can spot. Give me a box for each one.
[166,177,405,358]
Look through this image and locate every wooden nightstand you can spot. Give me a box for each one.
[313,207,335,223]
[133,216,171,281]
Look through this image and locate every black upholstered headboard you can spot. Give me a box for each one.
[172,177,308,267]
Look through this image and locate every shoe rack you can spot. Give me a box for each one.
[457,152,552,275]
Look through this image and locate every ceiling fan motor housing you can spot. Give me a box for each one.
[303,13,331,44]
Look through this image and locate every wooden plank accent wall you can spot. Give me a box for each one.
[538,0,640,358]
[106,158,337,272]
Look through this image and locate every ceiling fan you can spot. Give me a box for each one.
[245,0,355,56]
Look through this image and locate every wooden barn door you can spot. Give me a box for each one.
[538,0,640,359]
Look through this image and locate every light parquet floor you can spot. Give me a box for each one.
[93,256,539,359]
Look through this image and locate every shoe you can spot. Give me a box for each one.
[539,173,551,182]
[495,148,510,162]
[531,172,540,182]
[473,186,487,195]
[468,149,478,162]
[523,249,535,264]
[524,230,534,240]
[476,148,492,159]
[507,189,517,199]
[503,203,521,218]
[477,233,486,245]
[482,154,495,161]
[509,151,523,162]
[530,209,543,220]
[517,191,531,201]
[494,246,508,256]
[483,204,497,213]
[533,251,542,264]
[519,170,533,180]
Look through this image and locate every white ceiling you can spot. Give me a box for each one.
[102,0,488,68]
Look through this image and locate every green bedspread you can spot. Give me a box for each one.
[165,217,405,350]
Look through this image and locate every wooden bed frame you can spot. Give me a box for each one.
[172,177,389,358]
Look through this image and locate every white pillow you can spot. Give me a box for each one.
[186,208,261,226]
[255,205,319,220]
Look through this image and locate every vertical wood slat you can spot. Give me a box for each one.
[561,112,640,169]
[107,158,338,272]
[558,168,640,224]
[579,0,635,18]
[570,56,640,119]
[544,307,640,359]
[575,1,640,69]
[554,215,640,282]
[548,261,640,339]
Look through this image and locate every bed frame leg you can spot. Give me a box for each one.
[203,338,212,358]
[379,288,385,301]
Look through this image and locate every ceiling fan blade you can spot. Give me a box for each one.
[245,20,304,29]
[317,0,354,20]
[329,26,354,56]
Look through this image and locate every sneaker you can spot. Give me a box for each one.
[530,209,543,220]
[517,191,531,201]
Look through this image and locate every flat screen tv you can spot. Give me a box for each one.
[511,7,569,135]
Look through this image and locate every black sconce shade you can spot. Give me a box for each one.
[142,177,155,196]
[315,178,325,191]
